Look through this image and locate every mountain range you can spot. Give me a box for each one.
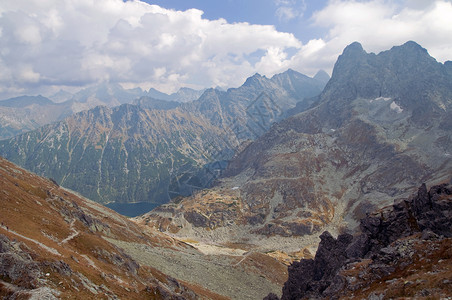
[0,84,207,140]
[1,40,452,299]
[1,147,451,300]
[0,70,328,215]
[140,41,452,256]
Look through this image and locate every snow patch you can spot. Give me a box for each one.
[371,97,391,102]
[390,101,403,113]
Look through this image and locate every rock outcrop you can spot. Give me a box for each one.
[275,183,452,299]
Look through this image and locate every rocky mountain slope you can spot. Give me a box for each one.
[0,155,198,299]
[0,156,287,299]
[0,104,230,206]
[184,69,327,141]
[267,182,452,299]
[132,96,181,110]
[140,41,452,256]
[0,69,327,214]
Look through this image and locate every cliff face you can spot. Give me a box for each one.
[272,182,452,300]
[142,41,452,256]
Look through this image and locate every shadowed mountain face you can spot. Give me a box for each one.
[0,104,229,206]
[0,70,327,213]
[142,41,452,251]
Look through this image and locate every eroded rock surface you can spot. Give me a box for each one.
[275,183,452,299]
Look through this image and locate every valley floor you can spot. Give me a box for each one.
[107,237,287,300]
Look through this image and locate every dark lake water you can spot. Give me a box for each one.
[105,202,160,217]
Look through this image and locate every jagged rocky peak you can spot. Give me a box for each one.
[278,68,307,78]
[243,72,270,88]
[200,87,223,97]
[323,40,452,117]
[271,69,310,84]
[391,40,430,55]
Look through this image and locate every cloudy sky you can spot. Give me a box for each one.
[1,0,452,99]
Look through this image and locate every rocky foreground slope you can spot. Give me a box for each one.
[0,156,200,299]
[0,156,287,299]
[266,182,452,299]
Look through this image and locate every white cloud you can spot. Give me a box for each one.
[18,65,41,83]
[274,0,307,22]
[0,0,302,98]
[276,7,298,21]
[0,0,452,99]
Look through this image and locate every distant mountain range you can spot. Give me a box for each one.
[0,84,207,140]
[0,69,328,213]
[141,41,452,253]
[0,95,73,140]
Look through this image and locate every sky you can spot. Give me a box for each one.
[0,0,452,99]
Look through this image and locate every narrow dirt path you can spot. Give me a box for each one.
[0,225,61,256]
[60,219,79,244]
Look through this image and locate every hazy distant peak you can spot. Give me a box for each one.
[284,68,298,75]
[243,73,269,87]
[313,70,330,84]
[0,95,54,108]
